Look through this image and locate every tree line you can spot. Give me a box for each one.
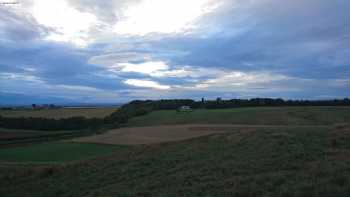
[0,116,103,131]
[0,98,349,131]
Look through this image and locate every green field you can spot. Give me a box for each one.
[0,107,117,119]
[1,126,350,196]
[127,106,350,126]
[1,106,350,196]
[0,142,121,162]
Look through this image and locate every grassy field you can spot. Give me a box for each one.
[1,106,350,196]
[0,107,117,119]
[1,125,350,196]
[127,106,350,126]
[0,142,122,162]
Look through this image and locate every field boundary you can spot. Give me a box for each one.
[72,124,331,145]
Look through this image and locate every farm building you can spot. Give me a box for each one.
[177,106,193,112]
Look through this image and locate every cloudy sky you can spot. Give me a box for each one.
[0,0,349,104]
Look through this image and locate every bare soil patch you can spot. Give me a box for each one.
[0,130,40,140]
[72,124,327,145]
[0,132,22,140]
[328,124,350,160]
[332,123,350,137]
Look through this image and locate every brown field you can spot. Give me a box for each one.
[72,124,329,145]
[0,107,117,119]
[0,128,48,140]
[0,132,26,140]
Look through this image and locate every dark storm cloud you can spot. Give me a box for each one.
[151,0,350,79]
[0,41,127,91]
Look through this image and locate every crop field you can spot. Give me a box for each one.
[0,106,350,196]
[0,107,117,119]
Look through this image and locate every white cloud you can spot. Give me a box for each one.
[0,72,43,83]
[190,71,291,90]
[150,67,192,78]
[29,0,98,46]
[124,79,170,90]
[95,58,226,79]
[116,61,169,75]
[88,52,152,67]
[6,0,222,46]
[88,52,151,68]
[114,0,220,35]
[329,79,350,87]
[55,84,101,92]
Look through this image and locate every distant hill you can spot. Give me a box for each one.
[0,92,71,106]
[0,92,123,107]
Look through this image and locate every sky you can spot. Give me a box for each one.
[0,0,349,104]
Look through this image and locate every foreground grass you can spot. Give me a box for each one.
[127,106,350,127]
[1,126,350,196]
[0,107,117,119]
[0,142,121,162]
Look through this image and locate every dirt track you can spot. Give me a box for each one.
[72,124,329,145]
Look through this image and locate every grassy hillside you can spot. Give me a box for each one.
[1,107,350,196]
[1,126,350,196]
[127,106,350,126]
[0,108,117,119]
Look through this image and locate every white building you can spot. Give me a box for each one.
[177,106,192,112]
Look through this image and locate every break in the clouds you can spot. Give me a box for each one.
[0,0,349,104]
